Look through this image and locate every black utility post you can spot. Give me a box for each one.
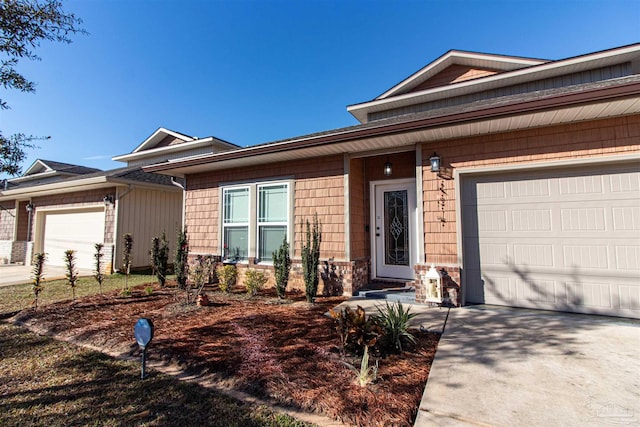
[134,318,154,379]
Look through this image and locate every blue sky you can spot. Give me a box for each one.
[1,0,639,178]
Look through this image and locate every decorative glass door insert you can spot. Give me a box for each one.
[384,190,410,266]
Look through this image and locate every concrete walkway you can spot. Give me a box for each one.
[0,264,94,287]
[335,299,640,427]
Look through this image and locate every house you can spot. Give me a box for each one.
[0,128,239,272]
[145,44,640,319]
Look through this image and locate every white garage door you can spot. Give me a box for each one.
[42,209,105,270]
[462,163,640,318]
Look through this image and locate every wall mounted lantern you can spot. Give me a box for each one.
[103,195,114,206]
[383,159,392,177]
[25,202,34,212]
[429,152,441,173]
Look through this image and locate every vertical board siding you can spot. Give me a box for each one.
[116,188,182,269]
[349,158,367,259]
[421,115,640,269]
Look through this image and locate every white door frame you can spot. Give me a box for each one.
[370,178,417,280]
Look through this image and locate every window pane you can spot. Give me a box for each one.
[224,188,249,224]
[224,227,248,260]
[258,226,287,261]
[259,184,288,222]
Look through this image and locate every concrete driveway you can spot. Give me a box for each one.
[335,299,640,427]
[0,264,94,287]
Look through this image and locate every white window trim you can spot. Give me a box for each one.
[221,185,251,261]
[219,179,294,264]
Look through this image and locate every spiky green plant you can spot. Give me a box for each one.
[272,236,291,299]
[150,231,169,287]
[122,233,133,291]
[31,253,46,310]
[301,214,321,303]
[94,243,105,294]
[342,345,378,387]
[373,302,418,353]
[174,228,189,302]
[64,249,78,302]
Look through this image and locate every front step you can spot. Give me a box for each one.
[357,284,417,304]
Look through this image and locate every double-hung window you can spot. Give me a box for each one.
[257,183,289,261]
[221,181,290,262]
[222,186,250,260]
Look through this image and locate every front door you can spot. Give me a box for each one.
[372,180,416,280]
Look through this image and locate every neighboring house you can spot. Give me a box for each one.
[0,128,239,272]
[140,43,639,320]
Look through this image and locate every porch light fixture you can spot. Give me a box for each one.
[103,194,114,206]
[25,202,34,212]
[429,152,441,173]
[383,159,392,177]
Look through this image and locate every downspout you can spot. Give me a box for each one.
[111,185,134,273]
[171,177,186,231]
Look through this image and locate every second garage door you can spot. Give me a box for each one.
[42,209,105,270]
[462,163,640,319]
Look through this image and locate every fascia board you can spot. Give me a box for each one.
[8,170,59,183]
[349,44,640,123]
[114,137,241,162]
[22,159,51,176]
[0,175,181,201]
[129,127,195,154]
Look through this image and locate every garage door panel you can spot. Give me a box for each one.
[463,164,640,318]
[42,209,105,270]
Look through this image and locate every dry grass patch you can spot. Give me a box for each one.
[0,322,313,427]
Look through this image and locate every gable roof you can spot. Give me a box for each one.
[376,50,548,100]
[348,43,640,123]
[0,164,181,200]
[23,159,102,177]
[131,127,195,153]
[112,127,241,164]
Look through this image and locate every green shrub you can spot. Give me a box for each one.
[150,232,169,287]
[301,214,321,303]
[122,233,133,291]
[175,228,189,290]
[216,265,237,293]
[272,237,291,299]
[372,302,417,353]
[244,269,267,297]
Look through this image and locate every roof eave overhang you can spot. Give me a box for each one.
[113,137,240,163]
[348,44,640,123]
[144,82,640,177]
[0,176,181,201]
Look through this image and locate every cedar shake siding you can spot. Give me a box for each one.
[409,64,501,93]
[417,114,640,301]
[0,201,16,241]
[186,155,345,260]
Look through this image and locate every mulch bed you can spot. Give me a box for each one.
[10,284,440,427]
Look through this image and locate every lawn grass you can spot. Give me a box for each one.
[0,273,164,316]
[0,322,314,427]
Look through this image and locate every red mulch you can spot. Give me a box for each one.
[11,283,440,427]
